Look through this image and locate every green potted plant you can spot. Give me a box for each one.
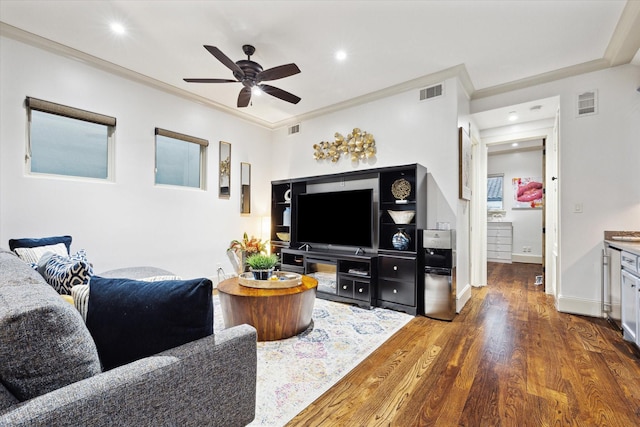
[245,253,279,280]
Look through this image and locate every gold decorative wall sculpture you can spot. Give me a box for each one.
[313,128,376,163]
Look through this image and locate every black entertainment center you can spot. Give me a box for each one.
[271,164,426,315]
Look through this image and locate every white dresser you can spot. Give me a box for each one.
[487,222,513,263]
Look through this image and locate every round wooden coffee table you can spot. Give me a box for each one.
[217,275,318,341]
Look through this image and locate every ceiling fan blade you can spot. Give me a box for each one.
[183,78,239,83]
[257,63,301,82]
[237,87,252,108]
[203,45,244,78]
[259,84,301,104]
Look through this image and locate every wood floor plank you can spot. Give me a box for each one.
[286,262,640,426]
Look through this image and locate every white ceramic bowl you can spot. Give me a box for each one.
[276,232,290,241]
[387,210,415,224]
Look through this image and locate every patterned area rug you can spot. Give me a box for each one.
[212,296,413,427]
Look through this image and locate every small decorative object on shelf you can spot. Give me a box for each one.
[387,210,415,224]
[276,232,290,242]
[284,189,292,202]
[313,128,376,163]
[391,178,411,202]
[392,228,411,251]
[282,207,291,227]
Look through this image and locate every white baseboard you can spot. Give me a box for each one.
[456,284,472,313]
[556,295,603,317]
[511,254,543,264]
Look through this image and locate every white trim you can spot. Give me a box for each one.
[457,284,472,313]
[556,295,603,318]
[511,254,543,264]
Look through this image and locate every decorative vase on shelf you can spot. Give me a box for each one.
[282,207,291,227]
[392,228,411,251]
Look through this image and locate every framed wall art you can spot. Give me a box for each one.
[512,177,543,209]
[219,141,231,199]
[458,127,472,200]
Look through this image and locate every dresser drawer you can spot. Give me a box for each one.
[487,243,512,252]
[487,228,512,238]
[378,279,415,306]
[487,237,511,247]
[378,255,416,281]
[488,250,512,260]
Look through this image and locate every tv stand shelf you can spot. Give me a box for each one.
[280,248,377,309]
[272,163,426,315]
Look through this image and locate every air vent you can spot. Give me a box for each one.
[288,123,300,135]
[420,84,443,101]
[577,90,597,117]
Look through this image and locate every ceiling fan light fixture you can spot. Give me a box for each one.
[184,44,301,108]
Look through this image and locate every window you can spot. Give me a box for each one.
[487,174,504,210]
[155,128,208,189]
[26,97,115,180]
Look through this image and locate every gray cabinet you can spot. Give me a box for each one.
[621,251,640,344]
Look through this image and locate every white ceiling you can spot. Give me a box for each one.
[1,0,639,130]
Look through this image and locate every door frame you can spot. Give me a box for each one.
[470,121,559,297]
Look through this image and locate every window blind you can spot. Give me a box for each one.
[155,128,209,147]
[25,97,116,127]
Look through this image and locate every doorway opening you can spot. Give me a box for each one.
[470,95,560,297]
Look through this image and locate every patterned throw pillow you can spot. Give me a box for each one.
[42,250,93,295]
[13,243,68,265]
[71,285,90,322]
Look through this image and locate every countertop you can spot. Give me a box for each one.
[605,240,640,256]
[604,231,640,256]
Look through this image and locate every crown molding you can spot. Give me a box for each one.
[471,59,611,100]
[272,64,475,130]
[604,0,640,66]
[0,22,275,130]
[473,1,640,101]
[4,0,638,130]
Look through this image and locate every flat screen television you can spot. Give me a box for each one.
[295,189,373,248]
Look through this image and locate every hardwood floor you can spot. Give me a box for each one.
[287,262,640,426]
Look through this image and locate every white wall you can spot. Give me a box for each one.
[0,35,273,279]
[472,64,640,316]
[488,148,543,262]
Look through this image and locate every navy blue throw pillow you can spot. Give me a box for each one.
[86,276,213,371]
[9,235,72,254]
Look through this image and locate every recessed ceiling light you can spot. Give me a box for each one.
[335,50,347,61]
[512,142,519,147]
[508,111,518,121]
[110,22,126,35]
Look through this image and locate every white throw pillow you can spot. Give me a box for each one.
[14,243,68,264]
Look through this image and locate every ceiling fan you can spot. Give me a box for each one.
[184,44,301,108]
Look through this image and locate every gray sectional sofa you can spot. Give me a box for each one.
[0,249,257,426]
